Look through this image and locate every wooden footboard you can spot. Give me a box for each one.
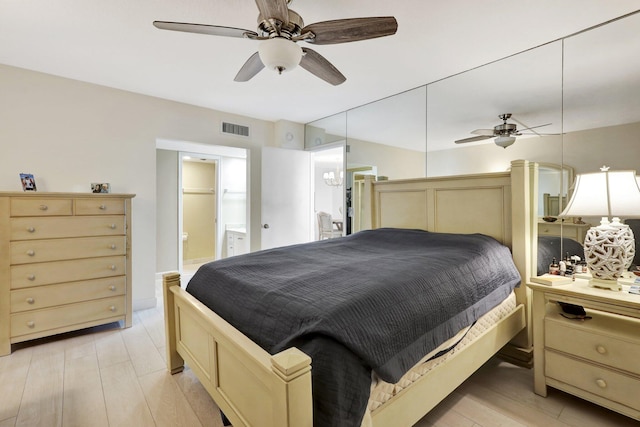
[164,272,524,427]
[163,273,313,427]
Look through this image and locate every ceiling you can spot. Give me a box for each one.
[1,1,639,125]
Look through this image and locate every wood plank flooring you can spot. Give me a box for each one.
[1,279,637,427]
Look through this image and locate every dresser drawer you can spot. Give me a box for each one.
[10,276,126,312]
[10,295,125,337]
[545,312,640,376]
[11,198,73,216]
[75,198,125,215]
[10,216,125,240]
[11,236,126,264]
[11,255,126,289]
[545,350,640,412]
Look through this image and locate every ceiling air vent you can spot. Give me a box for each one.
[221,122,250,137]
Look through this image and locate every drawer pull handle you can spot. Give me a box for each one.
[109,285,117,291]
[596,345,607,355]
[109,305,117,312]
[27,321,35,328]
[109,265,117,271]
[595,379,607,389]
[26,297,35,304]
[27,250,35,256]
[99,204,107,210]
[109,224,117,229]
[39,205,48,211]
[28,274,36,281]
[109,244,116,250]
[27,227,36,233]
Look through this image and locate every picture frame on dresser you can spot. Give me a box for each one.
[19,173,37,192]
[0,191,135,356]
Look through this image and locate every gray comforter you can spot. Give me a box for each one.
[186,228,521,427]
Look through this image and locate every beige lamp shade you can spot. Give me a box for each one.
[560,169,640,218]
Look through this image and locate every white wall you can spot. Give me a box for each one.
[0,64,273,309]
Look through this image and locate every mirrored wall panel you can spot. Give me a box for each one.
[425,41,563,178]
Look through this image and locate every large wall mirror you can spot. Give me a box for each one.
[304,11,640,265]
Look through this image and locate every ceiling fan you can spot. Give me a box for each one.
[153,0,398,86]
[454,113,552,148]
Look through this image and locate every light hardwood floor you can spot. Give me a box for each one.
[1,279,637,427]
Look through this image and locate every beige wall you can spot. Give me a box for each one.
[347,138,426,180]
[0,64,272,309]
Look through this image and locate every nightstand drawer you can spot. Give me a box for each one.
[11,198,73,216]
[10,276,126,312]
[546,350,640,412]
[11,256,126,289]
[545,311,640,376]
[11,236,126,264]
[10,296,125,337]
[75,198,125,215]
[10,216,125,240]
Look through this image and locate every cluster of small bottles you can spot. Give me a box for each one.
[549,252,588,276]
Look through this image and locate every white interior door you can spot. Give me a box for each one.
[261,147,312,249]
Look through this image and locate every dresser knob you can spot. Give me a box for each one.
[28,274,36,281]
[595,379,607,389]
[99,204,107,210]
[109,224,117,229]
[596,345,607,355]
[109,244,116,250]
[27,321,35,328]
[39,205,48,211]
[26,297,35,304]
[27,227,36,233]
[109,265,117,271]
[109,305,117,312]
[109,285,117,291]
[27,250,35,256]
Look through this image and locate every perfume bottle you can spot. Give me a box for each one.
[549,257,560,275]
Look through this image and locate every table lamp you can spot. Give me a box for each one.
[559,166,640,291]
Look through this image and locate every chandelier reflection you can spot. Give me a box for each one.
[323,169,343,187]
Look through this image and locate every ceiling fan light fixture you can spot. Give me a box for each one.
[495,135,516,148]
[258,37,302,74]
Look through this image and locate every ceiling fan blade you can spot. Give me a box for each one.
[234,52,265,82]
[302,17,398,45]
[254,0,289,24]
[455,135,492,144]
[153,21,258,38]
[300,48,346,86]
[470,129,495,136]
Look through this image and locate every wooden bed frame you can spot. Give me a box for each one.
[162,160,537,427]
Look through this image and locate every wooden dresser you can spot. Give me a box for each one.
[0,192,135,356]
[529,279,640,420]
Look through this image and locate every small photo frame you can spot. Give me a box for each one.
[91,183,111,193]
[20,173,37,191]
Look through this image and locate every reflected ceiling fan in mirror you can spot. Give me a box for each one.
[455,113,552,148]
[153,0,398,86]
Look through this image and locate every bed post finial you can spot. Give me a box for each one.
[163,272,185,374]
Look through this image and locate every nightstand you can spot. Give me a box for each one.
[529,278,640,421]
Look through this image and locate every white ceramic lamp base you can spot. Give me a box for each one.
[584,223,635,291]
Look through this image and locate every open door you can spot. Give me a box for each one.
[261,147,313,249]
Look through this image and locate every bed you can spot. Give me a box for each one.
[162,159,538,427]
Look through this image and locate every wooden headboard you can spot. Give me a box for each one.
[361,160,538,361]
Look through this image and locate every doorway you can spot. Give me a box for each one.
[311,144,345,239]
[181,155,218,274]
